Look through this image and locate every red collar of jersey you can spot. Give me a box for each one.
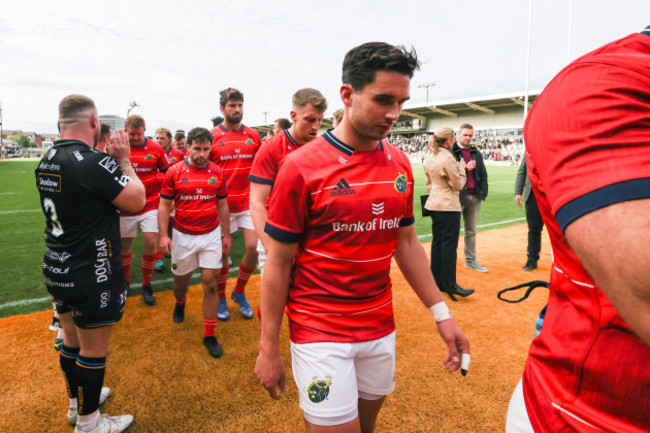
[218,123,244,133]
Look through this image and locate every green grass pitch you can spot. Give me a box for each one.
[0,159,522,317]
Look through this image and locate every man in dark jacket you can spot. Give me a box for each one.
[453,124,489,272]
[515,157,543,271]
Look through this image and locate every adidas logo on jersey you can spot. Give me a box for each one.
[330,178,356,196]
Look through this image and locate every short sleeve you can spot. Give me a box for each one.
[249,140,277,185]
[158,147,171,172]
[265,157,309,243]
[399,159,415,227]
[84,153,128,202]
[216,168,228,199]
[525,60,650,233]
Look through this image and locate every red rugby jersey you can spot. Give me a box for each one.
[208,123,261,213]
[249,129,304,191]
[522,31,650,433]
[123,137,170,216]
[160,159,227,235]
[265,130,415,344]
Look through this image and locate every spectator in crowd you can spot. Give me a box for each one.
[272,118,292,136]
[331,108,344,128]
[514,156,544,271]
[423,127,474,301]
[453,123,489,273]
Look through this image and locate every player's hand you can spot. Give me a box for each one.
[515,195,523,208]
[436,319,470,373]
[159,236,172,255]
[222,235,232,256]
[255,349,287,400]
[458,159,466,171]
[108,130,131,163]
[466,160,476,171]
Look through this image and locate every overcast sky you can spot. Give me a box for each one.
[1,0,647,135]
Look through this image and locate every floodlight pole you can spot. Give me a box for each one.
[418,82,437,103]
[127,101,139,117]
[262,111,269,124]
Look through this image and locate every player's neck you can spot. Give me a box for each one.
[287,127,304,145]
[222,120,241,131]
[332,123,379,153]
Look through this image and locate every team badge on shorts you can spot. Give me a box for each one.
[394,173,408,193]
[172,263,178,270]
[245,138,253,145]
[307,376,331,403]
[208,177,217,185]
[144,154,154,161]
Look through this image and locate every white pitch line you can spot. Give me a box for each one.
[0,192,23,195]
[0,267,241,310]
[0,209,40,215]
[417,217,526,240]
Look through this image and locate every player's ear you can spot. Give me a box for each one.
[340,84,354,107]
[290,110,297,123]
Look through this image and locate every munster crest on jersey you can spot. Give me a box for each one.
[245,138,253,146]
[307,376,331,403]
[208,177,217,185]
[394,173,408,193]
[144,154,154,161]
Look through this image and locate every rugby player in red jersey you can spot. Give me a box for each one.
[506,28,650,433]
[119,115,170,306]
[158,127,231,358]
[153,127,185,274]
[255,42,470,433]
[209,88,261,321]
[249,88,328,276]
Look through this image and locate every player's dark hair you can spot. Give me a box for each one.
[219,88,244,108]
[342,42,420,91]
[125,114,146,130]
[174,131,185,142]
[275,118,292,130]
[292,88,328,112]
[187,127,213,146]
[100,123,111,138]
[58,94,96,126]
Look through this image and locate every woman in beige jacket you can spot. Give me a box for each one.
[423,127,474,300]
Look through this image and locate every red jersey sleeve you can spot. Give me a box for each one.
[264,157,308,243]
[249,138,278,185]
[157,146,171,173]
[526,57,650,233]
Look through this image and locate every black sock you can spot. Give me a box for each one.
[74,355,106,415]
[60,345,80,400]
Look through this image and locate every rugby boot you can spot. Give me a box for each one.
[217,298,230,321]
[142,284,156,306]
[73,413,133,433]
[173,303,185,323]
[232,291,253,319]
[203,336,223,358]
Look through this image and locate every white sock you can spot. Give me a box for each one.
[69,397,77,409]
[76,410,100,432]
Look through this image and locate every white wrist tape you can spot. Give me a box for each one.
[429,302,452,322]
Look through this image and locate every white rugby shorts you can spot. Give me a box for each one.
[290,331,396,426]
[120,209,159,237]
[506,379,535,433]
[228,210,255,233]
[256,239,267,275]
[171,227,223,275]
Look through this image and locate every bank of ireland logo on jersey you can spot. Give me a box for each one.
[372,202,385,216]
[307,376,332,403]
[394,172,408,193]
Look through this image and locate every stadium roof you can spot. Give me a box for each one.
[399,90,542,120]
